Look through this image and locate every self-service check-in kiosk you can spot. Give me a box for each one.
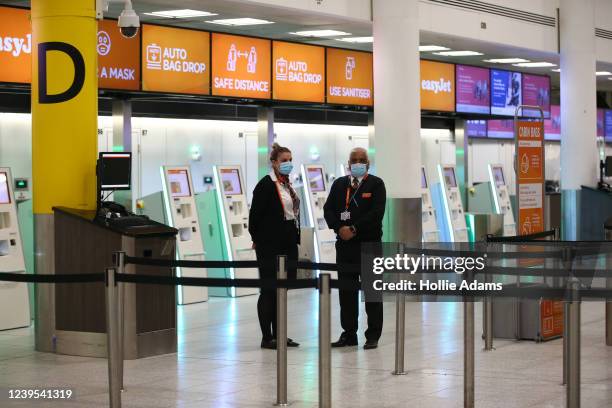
[421,167,440,242]
[160,166,208,305]
[206,165,257,297]
[0,168,30,330]
[433,165,468,242]
[301,164,336,264]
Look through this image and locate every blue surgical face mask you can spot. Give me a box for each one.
[279,161,293,175]
[350,163,367,178]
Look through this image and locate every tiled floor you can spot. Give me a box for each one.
[1,291,611,407]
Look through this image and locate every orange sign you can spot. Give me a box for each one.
[142,24,210,95]
[272,41,324,103]
[212,33,271,99]
[516,120,545,235]
[327,48,373,106]
[97,19,140,90]
[0,7,32,84]
[420,60,455,112]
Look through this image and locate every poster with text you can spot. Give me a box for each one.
[516,120,545,236]
[420,60,455,112]
[522,74,551,119]
[491,69,521,116]
[142,25,210,95]
[272,41,324,103]
[98,19,140,90]
[0,7,31,84]
[326,48,373,106]
[456,65,490,114]
[544,105,561,141]
[212,33,271,99]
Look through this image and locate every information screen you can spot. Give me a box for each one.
[466,120,487,138]
[421,168,427,189]
[273,41,325,103]
[443,167,457,188]
[307,167,325,192]
[492,167,505,187]
[168,169,191,198]
[456,65,490,114]
[487,119,514,139]
[605,110,612,142]
[220,169,242,195]
[522,74,550,118]
[0,172,10,204]
[0,7,31,84]
[544,105,561,141]
[420,60,455,112]
[491,69,521,116]
[326,48,373,106]
[597,109,605,138]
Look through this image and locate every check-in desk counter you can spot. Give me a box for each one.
[53,207,178,359]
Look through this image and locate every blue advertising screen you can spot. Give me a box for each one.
[466,120,487,138]
[606,110,612,142]
[491,69,522,116]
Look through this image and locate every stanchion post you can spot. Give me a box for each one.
[563,302,569,385]
[566,279,581,408]
[276,255,288,406]
[318,273,331,408]
[113,251,126,391]
[105,267,121,408]
[392,292,406,375]
[464,300,475,408]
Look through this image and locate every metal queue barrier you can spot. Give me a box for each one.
[1,242,611,408]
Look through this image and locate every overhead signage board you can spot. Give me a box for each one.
[326,48,373,106]
[605,109,612,142]
[272,41,324,103]
[142,24,210,95]
[491,69,521,116]
[97,19,140,90]
[456,64,490,114]
[0,7,32,84]
[466,120,487,138]
[487,119,514,139]
[522,74,551,119]
[211,33,271,99]
[544,105,561,141]
[597,108,605,138]
[420,60,455,112]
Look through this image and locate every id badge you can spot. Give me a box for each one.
[340,211,351,221]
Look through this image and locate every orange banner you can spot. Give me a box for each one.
[420,60,455,112]
[516,120,545,235]
[212,33,271,99]
[272,41,324,103]
[326,48,373,106]
[142,24,210,95]
[97,19,140,90]
[0,7,32,84]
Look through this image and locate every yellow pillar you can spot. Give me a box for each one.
[31,0,98,351]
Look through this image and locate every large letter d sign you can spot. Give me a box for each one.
[38,42,85,104]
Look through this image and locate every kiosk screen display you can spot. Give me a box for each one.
[220,169,242,195]
[168,169,191,197]
[421,168,427,189]
[443,168,457,188]
[492,167,505,186]
[307,167,325,192]
[0,172,9,204]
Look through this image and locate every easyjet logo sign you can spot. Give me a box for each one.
[0,34,31,57]
[421,78,452,94]
[420,60,455,112]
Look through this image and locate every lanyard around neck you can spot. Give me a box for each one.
[345,174,368,210]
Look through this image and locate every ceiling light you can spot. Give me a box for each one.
[337,37,373,43]
[483,58,530,64]
[205,18,274,26]
[433,50,483,57]
[512,62,557,67]
[290,30,351,37]
[144,9,217,18]
[419,45,450,52]
[596,71,612,76]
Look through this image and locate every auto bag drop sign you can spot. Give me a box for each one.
[212,33,271,99]
[0,7,32,84]
[326,48,373,106]
[142,24,210,95]
[272,41,324,103]
[97,19,140,90]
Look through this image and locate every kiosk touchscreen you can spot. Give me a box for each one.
[433,165,469,242]
[301,165,336,265]
[211,165,258,297]
[0,168,30,330]
[161,166,208,304]
[489,164,517,236]
[421,167,440,242]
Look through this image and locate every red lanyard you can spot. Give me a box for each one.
[345,174,368,210]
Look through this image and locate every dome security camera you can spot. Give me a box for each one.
[118,4,140,38]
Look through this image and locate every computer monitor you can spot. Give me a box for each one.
[307,167,325,192]
[0,172,10,204]
[98,152,131,191]
[220,169,242,195]
[443,167,457,188]
[168,169,191,198]
[606,156,612,178]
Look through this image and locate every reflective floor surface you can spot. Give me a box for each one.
[1,290,611,407]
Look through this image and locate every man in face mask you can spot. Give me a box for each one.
[323,147,386,349]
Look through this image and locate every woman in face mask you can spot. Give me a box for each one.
[248,143,301,349]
